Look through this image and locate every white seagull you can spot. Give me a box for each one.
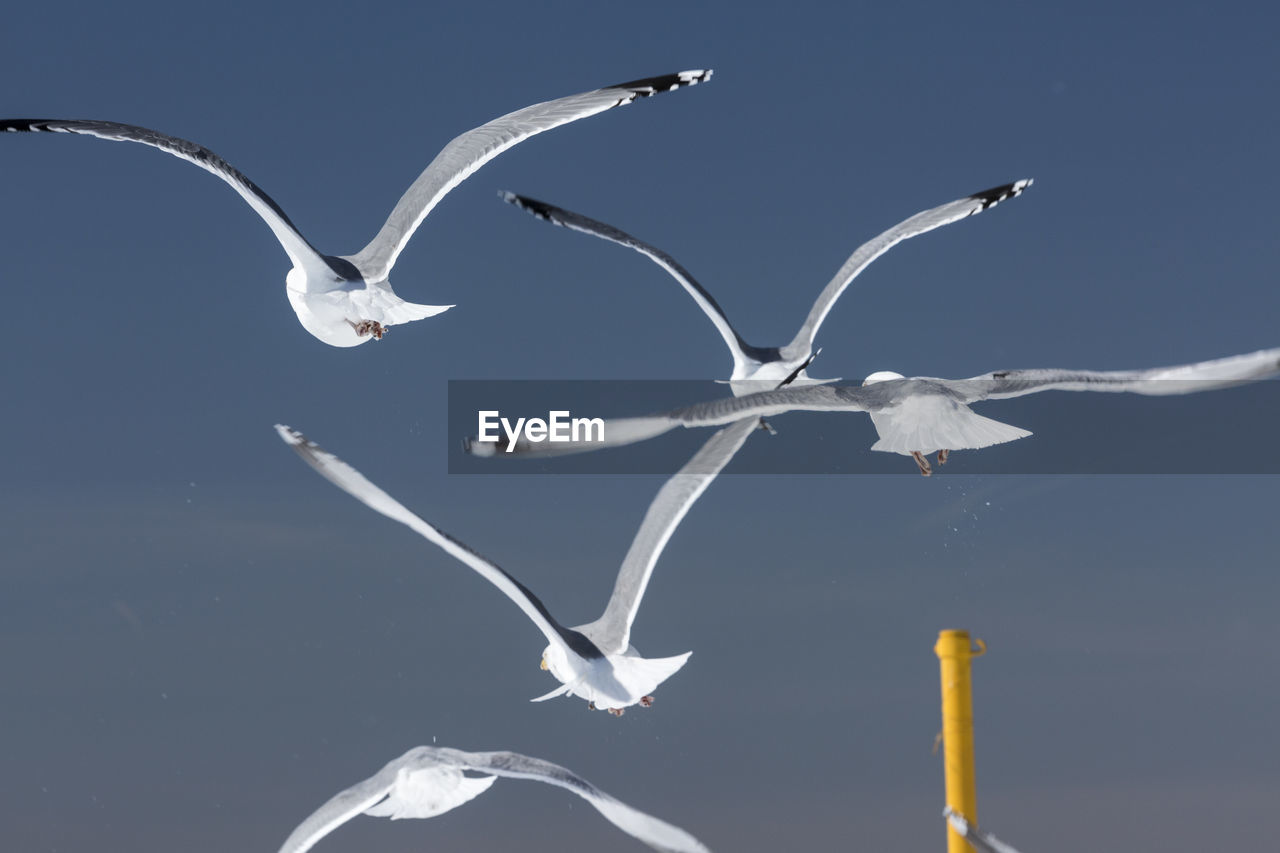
[467,347,1280,474]
[944,807,1026,853]
[277,745,711,853]
[1,70,710,347]
[501,178,1030,394]
[276,417,754,712]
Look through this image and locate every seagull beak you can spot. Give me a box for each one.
[540,657,549,671]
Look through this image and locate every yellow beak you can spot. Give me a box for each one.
[539,657,548,670]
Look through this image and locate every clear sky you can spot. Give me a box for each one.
[2,1,1278,851]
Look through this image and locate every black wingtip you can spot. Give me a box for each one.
[1,119,51,133]
[611,69,713,97]
[971,178,1033,211]
[500,191,559,223]
[274,423,305,446]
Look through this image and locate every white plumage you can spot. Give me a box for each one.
[1,70,710,346]
[277,416,753,712]
[278,745,711,853]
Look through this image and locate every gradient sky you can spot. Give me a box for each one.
[2,1,1278,851]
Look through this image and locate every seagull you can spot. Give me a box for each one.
[943,807,1026,853]
[1,70,711,347]
[277,744,711,853]
[466,347,1280,474]
[276,417,754,712]
[500,178,1031,394]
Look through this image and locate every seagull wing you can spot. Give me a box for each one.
[784,180,1032,359]
[468,384,879,458]
[345,71,712,282]
[450,748,713,853]
[578,417,757,653]
[468,348,1280,459]
[1,118,322,270]
[945,347,1280,402]
[277,750,409,853]
[501,192,754,365]
[275,425,601,662]
[944,808,1027,853]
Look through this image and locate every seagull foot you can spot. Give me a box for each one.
[937,449,949,466]
[758,417,777,435]
[349,319,387,339]
[640,695,654,707]
[587,701,596,711]
[911,451,933,477]
[607,707,626,717]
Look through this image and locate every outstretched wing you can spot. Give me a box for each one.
[466,346,1280,459]
[345,70,712,282]
[451,748,712,853]
[501,191,755,365]
[784,179,1032,359]
[275,425,601,662]
[578,417,758,653]
[277,752,405,853]
[467,384,881,457]
[947,347,1280,402]
[1,118,321,269]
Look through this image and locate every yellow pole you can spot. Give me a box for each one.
[935,629,985,853]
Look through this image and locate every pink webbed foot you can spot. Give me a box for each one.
[911,451,933,477]
[640,695,654,708]
[348,319,387,339]
[607,707,625,717]
[937,449,950,466]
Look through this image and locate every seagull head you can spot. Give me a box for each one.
[538,642,583,686]
[863,370,905,385]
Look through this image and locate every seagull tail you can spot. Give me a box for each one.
[870,407,1032,455]
[607,651,692,705]
[381,298,454,324]
[529,681,576,703]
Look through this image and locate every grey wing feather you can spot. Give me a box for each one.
[453,749,712,853]
[276,755,404,853]
[346,70,711,281]
[501,192,752,359]
[947,347,1280,402]
[274,425,601,661]
[785,179,1032,358]
[469,384,881,458]
[944,808,1026,853]
[578,417,758,653]
[0,118,321,267]
[664,383,882,426]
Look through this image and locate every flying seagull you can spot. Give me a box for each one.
[466,347,1280,474]
[278,745,711,853]
[500,178,1030,394]
[943,807,1026,853]
[276,417,754,712]
[1,70,711,347]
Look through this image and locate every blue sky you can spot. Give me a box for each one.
[2,1,1278,851]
